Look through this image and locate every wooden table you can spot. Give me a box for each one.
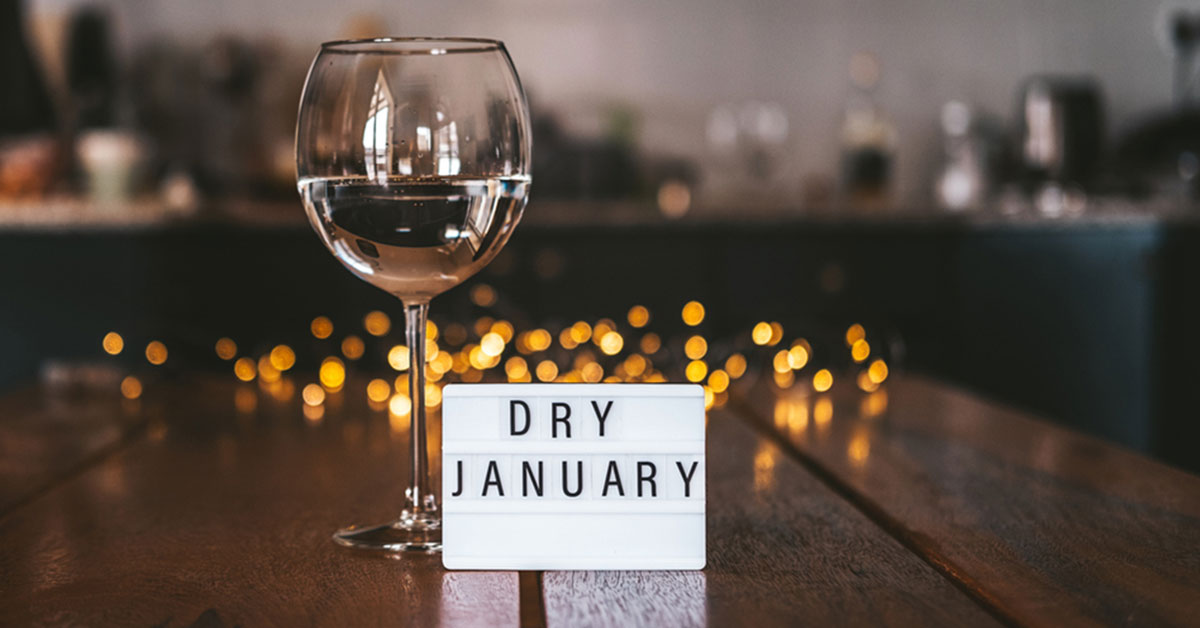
[0,374,1197,627]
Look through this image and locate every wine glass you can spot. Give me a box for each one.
[296,38,531,553]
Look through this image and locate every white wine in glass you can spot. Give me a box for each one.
[296,38,531,553]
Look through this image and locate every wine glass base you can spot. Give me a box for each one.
[332,515,442,553]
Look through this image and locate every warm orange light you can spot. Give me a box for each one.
[425,383,442,408]
[480,332,505,357]
[845,323,865,347]
[341,335,365,360]
[581,362,604,383]
[599,332,624,356]
[752,322,772,345]
[725,353,747,379]
[430,351,453,374]
[257,356,280,383]
[708,369,730,393]
[234,357,256,381]
[627,305,650,328]
[857,370,879,392]
[848,432,870,465]
[269,345,296,371]
[388,345,411,371]
[773,369,795,388]
[592,319,616,346]
[319,357,346,390]
[868,359,889,384]
[302,383,326,406]
[768,322,784,346]
[389,393,412,417]
[569,321,592,344]
[814,397,833,425]
[426,320,439,341]
[685,360,708,382]
[364,311,391,336]
[490,320,515,343]
[684,335,708,360]
[703,385,715,410]
[851,339,870,363]
[310,316,334,339]
[102,332,124,355]
[559,328,579,350]
[813,369,833,392]
[505,356,529,380]
[470,284,498,307]
[120,375,142,400]
[527,329,552,352]
[639,333,662,355]
[366,378,391,403]
[536,360,559,382]
[624,354,647,378]
[681,301,705,326]
[145,341,168,365]
[788,344,809,370]
[215,337,237,360]
[303,403,325,423]
[773,350,791,374]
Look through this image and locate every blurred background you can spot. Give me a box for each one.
[3,0,1200,471]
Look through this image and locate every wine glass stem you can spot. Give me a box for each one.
[403,300,434,517]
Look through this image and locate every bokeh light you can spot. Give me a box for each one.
[215,337,237,360]
[234,357,256,382]
[367,378,391,403]
[388,345,411,371]
[145,341,168,365]
[341,335,365,360]
[684,335,708,360]
[685,360,708,382]
[364,311,391,336]
[627,305,650,328]
[302,383,326,406]
[269,345,296,371]
[120,375,142,400]
[751,322,772,345]
[311,316,334,339]
[319,357,346,390]
[681,301,705,326]
[813,368,833,392]
[102,332,124,355]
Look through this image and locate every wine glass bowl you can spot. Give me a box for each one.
[295,38,531,553]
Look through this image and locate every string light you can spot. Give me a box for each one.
[640,333,661,355]
[120,375,142,400]
[234,357,256,381]
[311,316,334,339]
[269,345,296,371]
[685,360,707,383]
[599,332,624,356]
[851,339,870,362]
[215,337,237,360]
[535,360,558,382]
[102,332,124,355]
[319,357,345,390]
[364,311,391,336]
[681,301,705,326]
[725,353,747,379]
[388,345,411,371]
[751,322,772,345]
[845,323,865,347]
[684,336,707,360]
[302,383,326,406]
[868,359,889,384]
[627,305,650,328]
[813,369,833,393]
[145,341,168,365]
[341,336,365,360]
[367,378,391,403]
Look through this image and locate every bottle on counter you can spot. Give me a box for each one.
[0,0,60,198]
[839,51,896,210]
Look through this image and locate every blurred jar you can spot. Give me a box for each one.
[77,130,146,203]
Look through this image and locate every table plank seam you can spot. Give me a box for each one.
[728,394,1024,628]
[0,418,149,523]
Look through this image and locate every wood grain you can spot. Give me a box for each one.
[540,409,1002,628]
[0,376,519,627]
[736,374,1200,627]
[0,383,148,515]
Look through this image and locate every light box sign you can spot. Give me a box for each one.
[441,384,706,570]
